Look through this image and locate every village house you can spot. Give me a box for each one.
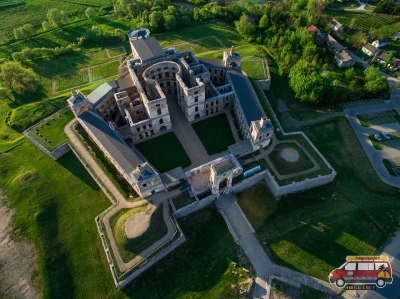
[372,38,389,48]
[329,19,343,32]
[335,50,355,68]
[362,43,379,57]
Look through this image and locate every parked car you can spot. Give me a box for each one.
[375,134,382,141]
[382,132,391,140]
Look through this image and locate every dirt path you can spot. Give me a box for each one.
[0,191,39,299]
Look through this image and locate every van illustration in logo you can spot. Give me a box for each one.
[329,256,393,288]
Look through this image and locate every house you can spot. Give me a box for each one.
[326,34,343,53]
[329,19,343,32]
[308,25,320,35]
[389,58,400,70]
[362,43,378,57]
[335,50,355,68]
[393,32,400,41]
[372,38,389,48]
[376,52,389,64]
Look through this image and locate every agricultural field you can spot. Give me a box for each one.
[90,60,120,82]
[0,0,113,44]
[55,69,90,92]
[326,11,399,32]
[238,117,400,281]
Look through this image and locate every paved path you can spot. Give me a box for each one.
[216,194,340,298]
[216,194,273,299]
[65,119,178,273]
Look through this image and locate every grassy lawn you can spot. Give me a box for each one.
[0,143,113,298]
[110,204,169,262]
[135,132,191,173]
[383,159,397,176]
[241,60,266,80]
[238,117,399,281]
[268,143,314,176]
[119,207,251,299]
[192,113,235,155]
[368,134,383,150]
[271,279,331,299]
[27,109,74,150]
[90,60,120,82]
[107,47,126,57]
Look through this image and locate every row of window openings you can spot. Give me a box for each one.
[139,130,155,139]
[205,108,218,116]
[151,72,172,80]
[136,119,164,132]
[159,81,176,88]
[209,69,224,75]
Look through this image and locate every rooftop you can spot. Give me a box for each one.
[327,35,343,52]
[87,81,118,106]
[131,36,166,63]
[363,43,378,54]
[227,69,262,126]
[79,111,143,175]
[212,157,235,174]
[336,50,352,62]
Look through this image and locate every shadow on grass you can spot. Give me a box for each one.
[36,202,74,298]
[57,151,102,191]
[121,208,241,298]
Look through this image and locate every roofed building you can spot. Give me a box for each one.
[372,38,389,48]
[329,19,343,32]
[362,43,379,57]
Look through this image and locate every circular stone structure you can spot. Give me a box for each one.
[281,147,300,163]
[124,206,155,239]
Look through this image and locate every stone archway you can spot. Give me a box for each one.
[224,102,230,110]
[160,126,167,132]
[194,113,200,120]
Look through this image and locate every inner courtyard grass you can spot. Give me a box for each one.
[110,204,169,262]
[192,113,235,155]
[238,117,399,281]
[135,132,191,173]
[268,143,314,176]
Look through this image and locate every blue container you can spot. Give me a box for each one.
[243,166,261,178]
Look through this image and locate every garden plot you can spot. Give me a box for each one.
[166,36,225,54]
[106,46,126,58]
[52,60,120,93]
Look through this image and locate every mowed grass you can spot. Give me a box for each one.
[135,132,191,172]
[107,47,126,57]
[0,143,113,298]
[55,69,90,91]
[271,279,331,299]
[118,207,251,299]
[109,204,169,262]
[27,109,74,150]
[91,60,120,82]
[238,117,399,281]
[192,113,235,155]
[268,143,314,176]
[241,60,266,80]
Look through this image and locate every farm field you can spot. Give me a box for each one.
[91,60,120,82]
[55,69,90,92]
[326,11,399,32]
[0,0,113,44]
[238,117,399,281]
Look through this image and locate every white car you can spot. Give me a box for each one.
[374,134,382,141]
[382,132,391,140]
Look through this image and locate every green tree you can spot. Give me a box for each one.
[0,61,40,96]
[47,8,69,27]
[235,14,256,40]
[364,66,388,97]
[42,20,53,31]
[288,59,329,103]
[259,14,269,29]
[345,67,356,81]
[164,14,177,31]
[85,7,97,19]
[149,11,164,31]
